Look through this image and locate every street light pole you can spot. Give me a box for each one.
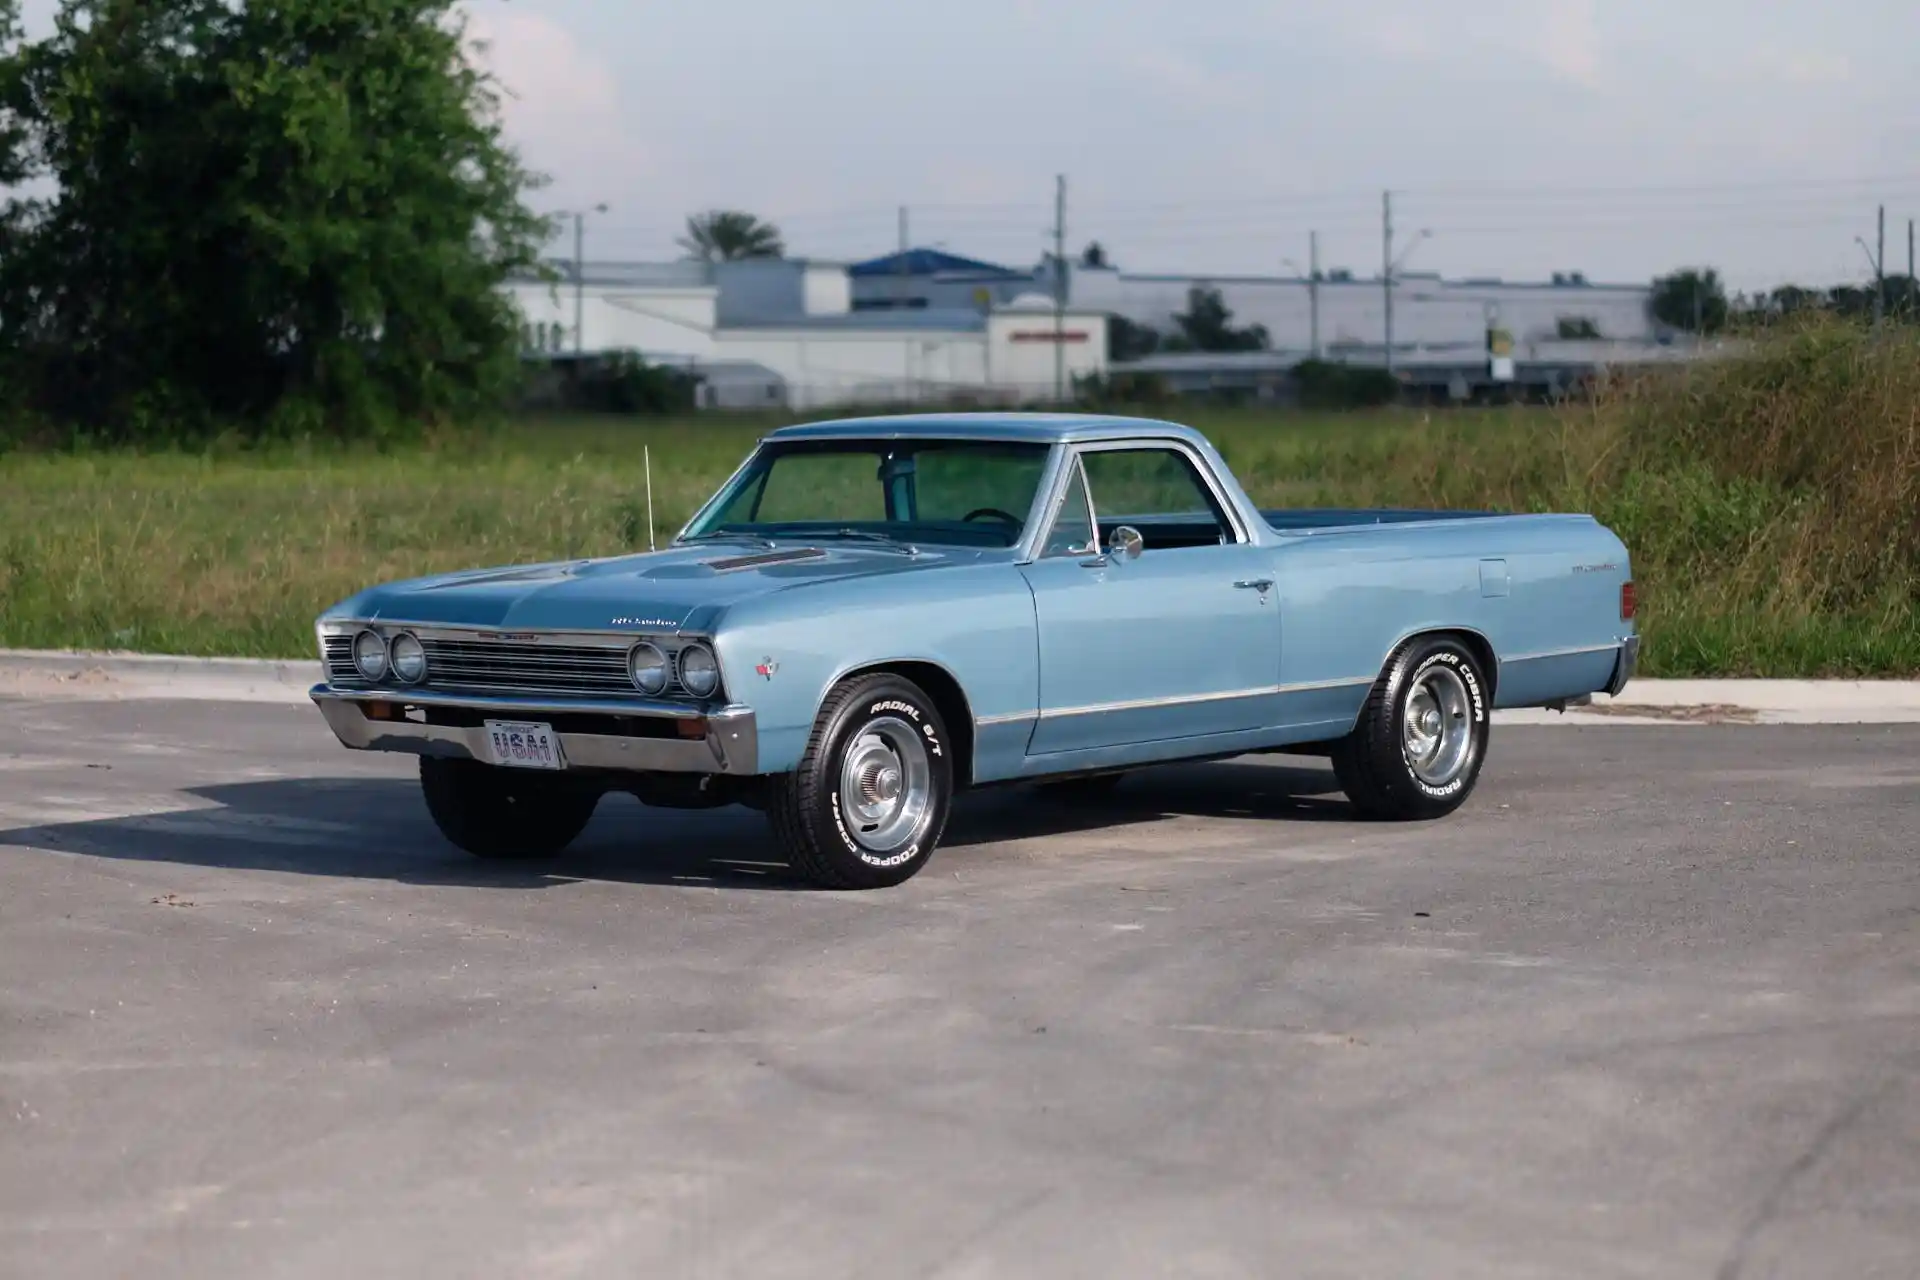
[1381,189,1432,376]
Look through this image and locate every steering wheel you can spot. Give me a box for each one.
[961,507,1022,526]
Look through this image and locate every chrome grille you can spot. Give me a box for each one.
[419,637,632,696]
[321,630,709,699]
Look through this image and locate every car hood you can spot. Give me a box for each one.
[326,541,980,633]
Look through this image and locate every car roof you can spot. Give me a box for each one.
[761,412,1211,448]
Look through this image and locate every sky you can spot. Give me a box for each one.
[17,0,1920,292]
[462,0,1920,292]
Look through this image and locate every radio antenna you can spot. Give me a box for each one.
[644,444,657,550]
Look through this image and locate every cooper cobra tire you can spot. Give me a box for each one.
[419,757,600,858]
[1331,635,1491,821]
[766,673,954,889]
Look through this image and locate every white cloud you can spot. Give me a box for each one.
[459,4,629,187]
[1357,0,1605,88]
[1749,47,1852,85]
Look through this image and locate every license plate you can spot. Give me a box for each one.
[482,720,563,770]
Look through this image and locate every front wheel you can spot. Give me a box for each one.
[1332,635,1491,820]
[419,757,601,858]
[765,673,954,889]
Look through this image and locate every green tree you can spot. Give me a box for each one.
[1107,314,1161,361]
[1162,285,1268,352]
[1649,268,1730,334]
[0,0,547,441]
[677,210,784,262]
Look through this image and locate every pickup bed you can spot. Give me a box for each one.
[310,412,1637,888]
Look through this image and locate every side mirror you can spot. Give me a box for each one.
[1107,525,1144,561]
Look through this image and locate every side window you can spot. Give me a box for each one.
[1079,447,1234,546]
[1041,462,1097,558]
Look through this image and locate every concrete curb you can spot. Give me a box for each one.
[2,648,1918,724]
[0,649,319,704]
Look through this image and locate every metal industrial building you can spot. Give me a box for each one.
[846,250,1659,354]
[507,256,1109,410]
[507,245,1674,409]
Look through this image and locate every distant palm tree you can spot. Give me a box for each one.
[677,210,785,262]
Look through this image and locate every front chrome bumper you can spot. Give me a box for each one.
[310,685,759,775]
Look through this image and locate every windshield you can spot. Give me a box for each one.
[681,438,1052,549]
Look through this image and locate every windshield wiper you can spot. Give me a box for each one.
[816,528,920,555]
[675,531,779,550]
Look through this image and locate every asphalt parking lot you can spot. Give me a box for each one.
[2,695,1916,1279]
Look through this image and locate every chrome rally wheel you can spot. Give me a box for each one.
[836,716,934,864]
[1402,662,1475,791]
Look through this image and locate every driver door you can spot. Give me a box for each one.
[1017,443,1282,757]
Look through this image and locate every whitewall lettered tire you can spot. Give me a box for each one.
[766,673,954,889]
[1332,635,1491,820]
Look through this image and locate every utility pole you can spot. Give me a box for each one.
[569,203,608,356]
[1052,174,1067,403]
[1380,193,1432,376]
[1382,191,1394,375]
[1876,204,1887,331]
[896,206,910,307]
[573,211,585,356]
[1308,231,1322,359]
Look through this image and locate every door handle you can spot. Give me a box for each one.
[1234,578,1274,591]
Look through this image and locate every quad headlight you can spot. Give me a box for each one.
[627,641,670,695]
[676,642,720,698]
[351,629,390,681]
[390,632,427,684]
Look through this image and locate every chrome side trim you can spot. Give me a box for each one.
[973,676,1375,728]
[1501,642,1624,664]
[1279,676,1378,694]
[310,685,759,775]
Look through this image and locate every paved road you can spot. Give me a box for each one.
[1,697,1916,1279]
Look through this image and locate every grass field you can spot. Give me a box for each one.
[3,322,1916,677]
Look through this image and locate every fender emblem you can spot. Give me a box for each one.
[754,658,779,679]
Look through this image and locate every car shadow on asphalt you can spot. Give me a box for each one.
[0,758,1353,891]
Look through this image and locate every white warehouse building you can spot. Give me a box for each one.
[506,256,1109,411]
[845,251,1659,355]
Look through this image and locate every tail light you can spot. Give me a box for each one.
[1620,581,1637,621]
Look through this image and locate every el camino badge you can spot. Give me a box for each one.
[610,617,683,629]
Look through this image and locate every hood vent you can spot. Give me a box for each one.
[702,547,827,573]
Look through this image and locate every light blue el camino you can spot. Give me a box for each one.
[311,413,1638,888]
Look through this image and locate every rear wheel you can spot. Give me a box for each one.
[419,757,600,859]
[766,673,954,889]
[1333,635,1490,820]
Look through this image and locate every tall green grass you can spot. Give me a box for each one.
[1,321,1914,675]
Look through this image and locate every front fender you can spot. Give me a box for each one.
[711,564,1039,775]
